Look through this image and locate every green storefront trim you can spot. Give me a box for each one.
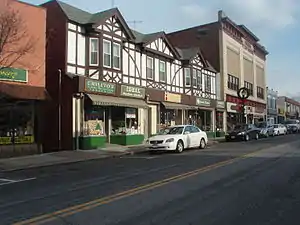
[206,131,225,138]
[110,134,144,146]
[79,136,106,150]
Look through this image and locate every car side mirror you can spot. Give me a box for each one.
[184,131,190,134]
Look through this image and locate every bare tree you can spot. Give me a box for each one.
[0,0,35,70]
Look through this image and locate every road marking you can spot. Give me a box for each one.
[13,148,268,225]
[0,177,36,186]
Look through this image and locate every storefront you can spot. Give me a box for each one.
[76,79,148,150]
[214,100,226,136]
[277,108,285,123]
[0,69,47,158]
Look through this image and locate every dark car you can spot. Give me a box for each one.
[284,120,300,133]
[225,124,261,142]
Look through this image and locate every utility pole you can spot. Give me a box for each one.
[127,20,143,30]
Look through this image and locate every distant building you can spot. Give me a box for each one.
[277,96,300,123]
[266,87,278,124]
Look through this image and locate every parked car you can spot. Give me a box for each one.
[225,124,261,141]
[273,124,287,135]
[284,120,300,133]
[257,122,275,137]
[146,125,208,153]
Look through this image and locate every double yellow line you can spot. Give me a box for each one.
[14,149,263,225]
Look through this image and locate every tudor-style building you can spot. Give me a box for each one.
[42,0,219,151]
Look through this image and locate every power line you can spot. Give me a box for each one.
[127,20,143,30]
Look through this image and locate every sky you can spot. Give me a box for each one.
[24,0,300,97]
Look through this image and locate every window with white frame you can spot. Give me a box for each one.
[146,57,154,79]
[197,70,202,89]
[159,61,166,81]
[90,38,99,65]
[113,43,121,69]
[103,40,111,67]
[192,69,197,87]
[184,68,191,86]
[204,74,212,93]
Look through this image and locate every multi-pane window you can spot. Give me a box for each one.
[90,38,99,65]
[244,81,253,96]
[103,40,111,67]
[159,61,166,81]
[146,57,154,79]
[257,86,264,99]
[113,43,121,69]
[197,70,202,89]
[192,69,197,87]
[227,74,239,91]
[184,68,191,86]
[204,74,212,93]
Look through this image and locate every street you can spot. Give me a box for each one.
[1,134,300,225]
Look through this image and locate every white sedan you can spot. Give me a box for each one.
[146,125,208,153]
[273,124,287,135]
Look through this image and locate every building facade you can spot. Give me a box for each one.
[266,87,278,124]
[277,96,300,123]
[0,0,47,157]
[42,0,219,151]
[167,10,268,131]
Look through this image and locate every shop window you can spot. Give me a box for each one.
[216,111,224,131]
[83,106,105,136]
[184,68,191,86]
[185,109,212,132]
[111,107,143,135]
[0,102,35,145]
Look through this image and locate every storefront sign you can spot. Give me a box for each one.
[121,85,145,98]
[125,108,136,118]
[0,135,34,145]
[85,79,116,94]
[216,101,225,109]
[0,67,27,83]
[196,97,212,107]
[165,92,181,103]
[227,102,238,113]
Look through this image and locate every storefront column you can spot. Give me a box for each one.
[211,110,216,133]
[108,107,112,143]
[223,111,227,132]
[182,110,186,125]
[138,108,147,139]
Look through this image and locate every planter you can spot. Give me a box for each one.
[110,134,144,145]
[79,136,106,150]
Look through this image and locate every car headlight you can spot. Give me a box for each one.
[237,132,245,135]
[165,138,174,143]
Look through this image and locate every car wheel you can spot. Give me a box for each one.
[245,134,250,141]
[176,140,184,153]
[265,132,269,138]
[199,138,206,149]
[255,133,259,140]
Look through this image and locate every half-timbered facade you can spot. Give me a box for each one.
[42,0,219,151]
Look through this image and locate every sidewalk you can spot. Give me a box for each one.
[0,138,224,172]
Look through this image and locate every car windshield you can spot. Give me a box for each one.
[257,122,267,128]
[234,124,248,130]
[273,125,278,128]
[157,128,169,135]
[166,126,184,135]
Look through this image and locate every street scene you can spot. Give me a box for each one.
[1,0,300,224]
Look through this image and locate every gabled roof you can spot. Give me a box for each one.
[131,29,180,58]
[175,47,216,72]
[54,0,135,40]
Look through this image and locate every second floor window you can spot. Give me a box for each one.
[103,40,111,67]
[244,81,253,96]
[204,74,211,93]
[192,69,197,87]
[184,68,191,86]
[197,70,202,89]
[146,57,154,79]
[159,61,166,81]
[90,38,99,65]
[113,43,121,69]
[257,86,264,99]
[227,74,239,91]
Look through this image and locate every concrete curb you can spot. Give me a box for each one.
[0,148,150,173]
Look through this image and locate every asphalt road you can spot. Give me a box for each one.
[1,134,300,225]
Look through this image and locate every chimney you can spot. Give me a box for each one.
[218,10,225,21]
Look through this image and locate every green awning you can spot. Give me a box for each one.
[86,94,148,108]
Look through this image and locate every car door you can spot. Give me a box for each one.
[190,126,201,147]
[183,126,193,148]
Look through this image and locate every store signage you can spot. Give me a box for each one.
[125,108,136,118]
[0,135,34,145]
[196,97,211,107]
[165,92,181,103]
[121,85,145,98]
[0,67,27,82]
[216,101,225,109]
[85,79,116,94]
